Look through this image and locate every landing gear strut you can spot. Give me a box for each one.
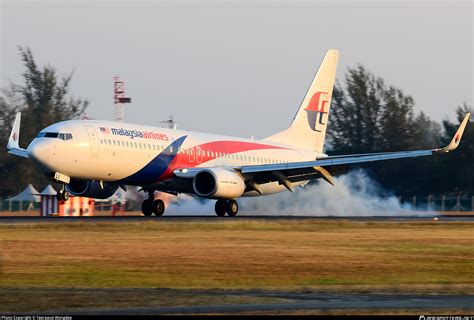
[141,192,165,217]
[56,184,70,201]
[215,199,239,217]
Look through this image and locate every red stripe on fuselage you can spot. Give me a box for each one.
[158,140,288,180]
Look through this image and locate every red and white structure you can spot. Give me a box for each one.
[113,76,131,122]
[59,196,94,216]
[40,185,94,216]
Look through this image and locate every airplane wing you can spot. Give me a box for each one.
[174,113,470,192]
[6,112,29,159]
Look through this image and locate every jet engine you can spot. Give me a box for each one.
[192,168,246,199]
[66,179,119,199]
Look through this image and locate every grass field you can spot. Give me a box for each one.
[0,219,473,312]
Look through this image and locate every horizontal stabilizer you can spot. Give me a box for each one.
[6,112,29,159]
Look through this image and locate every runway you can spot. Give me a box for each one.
[0,215,473,224]
[3,289,472,315]
[75,293,474,315]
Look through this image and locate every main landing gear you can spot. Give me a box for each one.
[141,192,165,217]
[215,199,239,217]
[56,184,70,201]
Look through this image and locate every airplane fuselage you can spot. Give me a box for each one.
[27,120,321,196]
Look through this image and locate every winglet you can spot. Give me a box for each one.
[436,113,471,153]
[7,112,21,150]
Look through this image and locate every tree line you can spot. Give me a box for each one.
[0,47,472,197]
[327,65,473,196]
[0,47,88,196]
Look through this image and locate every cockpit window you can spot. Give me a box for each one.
[44,132,59,138]
[36,132,73,140]
[58,133,73,140]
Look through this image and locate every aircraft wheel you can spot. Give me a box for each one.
[152,199,165,216]
[141,199,153,216]
[226,200,238,217]
[215,199,227,217]
[56,190,70,201]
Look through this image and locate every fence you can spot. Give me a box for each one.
[398,195,474,212]
[0,197,129,213]
[1,195,473,213]
[0,198,40,212]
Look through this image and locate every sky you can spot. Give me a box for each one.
[1,0,472,139]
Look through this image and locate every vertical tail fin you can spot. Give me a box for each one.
[264,49,339,152]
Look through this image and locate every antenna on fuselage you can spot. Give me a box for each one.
[113,76,131,122]
[158,116,177,130]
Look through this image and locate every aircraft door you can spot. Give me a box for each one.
[85,126,99,156]
[188,148,195,163]
[196,147,203,163]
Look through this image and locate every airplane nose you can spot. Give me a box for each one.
[27,140,50,165]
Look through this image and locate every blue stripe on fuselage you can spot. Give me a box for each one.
[119,135,187,185]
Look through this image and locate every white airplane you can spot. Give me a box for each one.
[6,49,471,217]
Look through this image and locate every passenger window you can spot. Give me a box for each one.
[66,133,73,140]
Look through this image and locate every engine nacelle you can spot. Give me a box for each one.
[193,168,246,199]
[66,179,119,199]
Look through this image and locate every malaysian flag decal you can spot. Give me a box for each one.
[99,127,110,134]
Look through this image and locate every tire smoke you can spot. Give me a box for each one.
[165,170,420,216]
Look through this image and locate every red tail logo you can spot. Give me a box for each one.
[305,91,329,113]
[454,133,461,143]
[12,132,18,142]
[305,91,329,132]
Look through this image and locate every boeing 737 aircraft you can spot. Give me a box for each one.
[6,49,471,216]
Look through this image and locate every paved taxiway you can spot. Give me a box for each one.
[6,289,472,315]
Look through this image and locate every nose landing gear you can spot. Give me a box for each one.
[56,184,70,201]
